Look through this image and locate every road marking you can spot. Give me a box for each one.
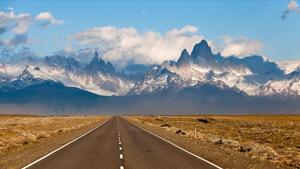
[129,120,223,169]
[118,118,124,169]
[21,118,111,169]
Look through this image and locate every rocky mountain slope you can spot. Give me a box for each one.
[0,40,300,98]
[0,52,133,96]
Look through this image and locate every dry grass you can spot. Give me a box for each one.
[128,115,300,168]
[0,115,107,156]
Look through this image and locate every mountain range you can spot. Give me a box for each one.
[1,40,300,114]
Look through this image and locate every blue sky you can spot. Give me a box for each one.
[0,0,300,64]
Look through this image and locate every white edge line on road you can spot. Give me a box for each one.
[22,118,111,169]
[129,120,223,169]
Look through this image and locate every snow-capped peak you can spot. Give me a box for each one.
[18,66,34,81]
[1,40,300,97]
[85,51,115,74]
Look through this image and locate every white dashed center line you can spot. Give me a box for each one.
[117,119,125,169]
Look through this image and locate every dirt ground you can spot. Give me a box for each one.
[0,115,109,169]
[126,115,300,169]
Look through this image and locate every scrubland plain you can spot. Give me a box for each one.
[128,115,300,169]
[0,115,108,169]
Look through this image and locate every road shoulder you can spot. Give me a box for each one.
[125,116,290,169]
[0,116,109,169]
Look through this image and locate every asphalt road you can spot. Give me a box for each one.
[25,117,221,169]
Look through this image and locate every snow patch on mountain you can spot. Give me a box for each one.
[1,40,300,97]
[130,39,296,96]
[129,65,190,95]
[277,60,300,74]
[0,52,134,96]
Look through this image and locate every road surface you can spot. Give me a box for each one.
[24,117,221,169]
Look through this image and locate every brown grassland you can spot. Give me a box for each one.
[127,115,300,169]
[0,115,108,169]
[1,114,299,169]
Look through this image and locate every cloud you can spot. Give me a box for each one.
[8,34,29,47]
[36,12,64,27]
[0,10,64,34]
[281,0,300,19]
[0,9,64,59]
[70,25,203,66]
[218,36,263,57]
[0,34,30,52]
[0,46,37,63]
[0,10,32,34]
[0,11,30,48]
[288,0,300,10]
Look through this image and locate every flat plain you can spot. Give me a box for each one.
[127,115,300,169]
[0,115,108,169]
[1,114,299,169]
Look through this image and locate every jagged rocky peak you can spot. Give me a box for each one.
[176,49,191,67]
[85,51,116,74]
[191,39,214,62]
[18,66,34,80]
[90,51,101,63]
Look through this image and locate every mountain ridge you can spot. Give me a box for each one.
[0,39,299,98]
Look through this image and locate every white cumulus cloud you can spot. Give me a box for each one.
[281,0,300,19]
[70,25,203,66]
[0,10,32,34]
[0,9,64,51]
[288,0,299,10]
[219,36,263,58]
[36,12,64,27]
